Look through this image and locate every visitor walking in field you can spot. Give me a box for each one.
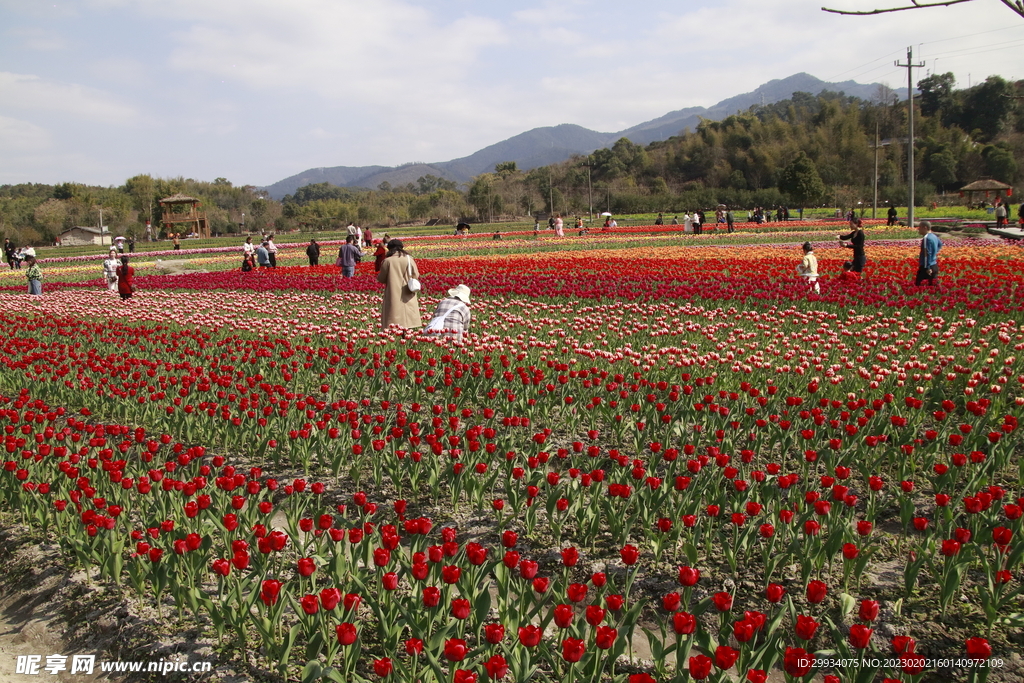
[554,214,564,237]
[377,239,421,331]
[306,238,320,266]
[373,241,387,273]
[915,221,942,287]
[797,241,819,293]
[256,241,271,268]
[425,284,472,343]
[103,248,120,293]
[338,235,362,277]
[838,218,866,273]
[24,256,42,295]
[266,235,278,267]
[3,239,15,270]
[116,256,135,300]
[887,205,898,226]
[726,207,735,234]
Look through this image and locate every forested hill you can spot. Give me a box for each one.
[450,75,1022,218]
[263,73,902,198]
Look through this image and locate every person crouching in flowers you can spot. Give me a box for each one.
[103,248,119,293]
[24,256,42,295]
[838,261,860,283]
[424,284,472,343]
[797,241,819,293]
[116,256,135,300]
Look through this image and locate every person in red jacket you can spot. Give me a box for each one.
[837,261,860,282]
[116,256,135,300]
[373,241,387,273]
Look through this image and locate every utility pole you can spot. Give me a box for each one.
[584,158,593,220]
[872,119,879,219]
[896,46,924,228]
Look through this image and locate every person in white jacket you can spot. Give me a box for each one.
[102,248,119,293]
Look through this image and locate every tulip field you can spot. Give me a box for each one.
[0,227,1022,683]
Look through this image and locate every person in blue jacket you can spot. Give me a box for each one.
[915,221,942,286]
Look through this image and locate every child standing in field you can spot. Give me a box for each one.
[24,256,42,295]
[797,241,819,293]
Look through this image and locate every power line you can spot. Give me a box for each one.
[922,37,1024,60]
[916,24,1020,47]
[827,49,904,81]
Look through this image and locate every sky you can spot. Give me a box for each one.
[0,0,1020,188]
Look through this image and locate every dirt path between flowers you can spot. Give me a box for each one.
[154,260,207,276]
[0,527,244,683]
[0,532,109,682]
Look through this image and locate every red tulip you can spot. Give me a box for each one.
[483,655,509,680]
[444,638,468,661]
[553,603,574,628]
[795,614,819,641]
[765,583,785,603]
[595,625,617,650]
[561,637,585,662]
[373,658,393,677]
[672,611,696,635]
[849,624,873,649]
[858,600,879,622]
[297,557,316,577]
[518,625,542,648]
[712,591,733,612]
[689,654,713,680]
[965,637,991,661]
[806,580,827,604]
[336,622,358,646]
[678,565,700,586]
[783,647,813,677]
[483,623,505,644]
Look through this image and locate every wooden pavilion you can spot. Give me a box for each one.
[159,193,210,239]
[960,179,1013,207]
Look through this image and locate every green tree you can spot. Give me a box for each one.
[961,76,1013,141]
[778,152,826,207]
[918,72,957,121]
[33,199,68,237]
[982,144,1019,182]
[416,175,458,195]
[927,150,958,188]
[494,161,518,175]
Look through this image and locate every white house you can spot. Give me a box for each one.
[59,226,112,247]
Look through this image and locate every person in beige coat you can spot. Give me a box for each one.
[376,239,422,330]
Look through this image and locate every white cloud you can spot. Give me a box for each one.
[0,115,52,153]
[153,0,507,102]
[0,72,138,124]
[6,27,68,51]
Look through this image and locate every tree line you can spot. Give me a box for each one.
[2,73,1020,245]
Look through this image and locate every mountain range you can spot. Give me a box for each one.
[264,73,900,199]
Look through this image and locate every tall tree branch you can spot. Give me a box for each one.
[997,0,1024,18]
[822,0,975,15]
[823,0,1024,16]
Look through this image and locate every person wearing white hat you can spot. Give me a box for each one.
[425,284,472,343]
